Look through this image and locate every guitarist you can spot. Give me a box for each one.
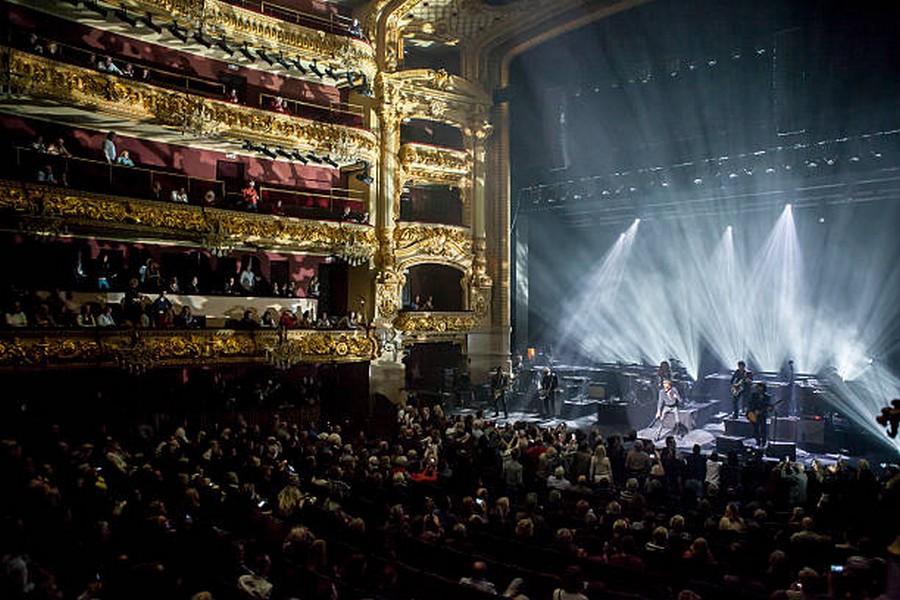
[490,366,509,419]
[540,367,558,417]
[730,361,752,419]
[748,382,772,448]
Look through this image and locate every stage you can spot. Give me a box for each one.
[444,362,897,466]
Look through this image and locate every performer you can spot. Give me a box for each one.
[730,360,752,419]
[747,382,771,448]
[490,366,509,419]
[656,379,682,440]
[540,367,558,417]
[656,360,672,390]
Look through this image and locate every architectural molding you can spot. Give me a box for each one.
[381,69,491,131]
[394,310,480,334]
[0,328,379,370]
[3,48,377,164]
[399,142,470,184]
[393,222,472,271]
[0,180,377,256]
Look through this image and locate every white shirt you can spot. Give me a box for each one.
[103,139,116,163]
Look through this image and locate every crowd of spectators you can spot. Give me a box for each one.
[18,129,364,219]
[2,393,898,600]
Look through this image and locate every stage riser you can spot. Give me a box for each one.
[597,400,721,431]
[724,417,825,447]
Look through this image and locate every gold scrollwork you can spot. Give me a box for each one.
[0,180,377,256]
[0,329,378,369]
[393,223,473,268]
[394,311,480,333]
[121,0,376,77]
[400,143,470,182]
[4,48,376,162]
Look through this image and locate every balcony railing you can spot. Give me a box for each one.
[8,147,365,218]
[0,328,379,369]
[0,179,377,258]
[393,311,481,334]
[220,0,364,40]
[3,47,377,162]
[9,36,364,126]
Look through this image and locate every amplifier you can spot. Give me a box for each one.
[716,435,745,455]
[765,442,796,462]
[797,418,825,445]
[588,384,607,400]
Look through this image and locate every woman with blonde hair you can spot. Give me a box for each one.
[590,443,613,485]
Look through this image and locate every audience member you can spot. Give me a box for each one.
[116,150,135,166]
[103,131,117,164]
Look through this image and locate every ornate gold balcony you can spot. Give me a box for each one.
[0,179,376,257]
[393,222,472,271]
[394,311,480,335]
[0,328,378,370]
[400,142,471,185]
[2,48,376,163]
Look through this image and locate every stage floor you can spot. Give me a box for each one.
[446,404,889,468]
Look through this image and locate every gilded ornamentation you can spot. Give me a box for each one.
[5,48,376,162]
[374,268,404,324]
[0,180,377,256]
[394,223,473,269]
[0,329,377,369]
[123,0,376,78]
[394,311,480,333]
[399,143,470,183]
[471,237,493,287]
[382,70,492,130]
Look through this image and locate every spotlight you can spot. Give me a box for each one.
[323,155,339,168]
[634,218,641,224]
[115,4,138,27]
[276,54,292,70]
[818,217,826,223]
[325,65,338,79]
[306,153,323,163]
[167,22,188,43]
[291,58,307,74]
[239,43,254,62]
[192,31,212,48]
[291,150,308,164]
[726,225,733,231]
[785,203,792,210]
[309,59,323,77]
[216,38,234,55]
[276,148,293,159]
[356,171,373,185]
[141,12,162,33]
[259,145,277,159]
[84,1,108,17]
[256,49,274,65]
[693,178,703,185]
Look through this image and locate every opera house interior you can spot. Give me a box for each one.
[1,0,898,598]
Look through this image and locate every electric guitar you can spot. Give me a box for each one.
[731,372,751,399]
[746,398,784,423]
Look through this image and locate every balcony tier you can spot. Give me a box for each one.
[0,327,378,370]
[2,47,376,165]
[0,179,376,258]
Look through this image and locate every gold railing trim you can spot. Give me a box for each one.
[0,328,379,369]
